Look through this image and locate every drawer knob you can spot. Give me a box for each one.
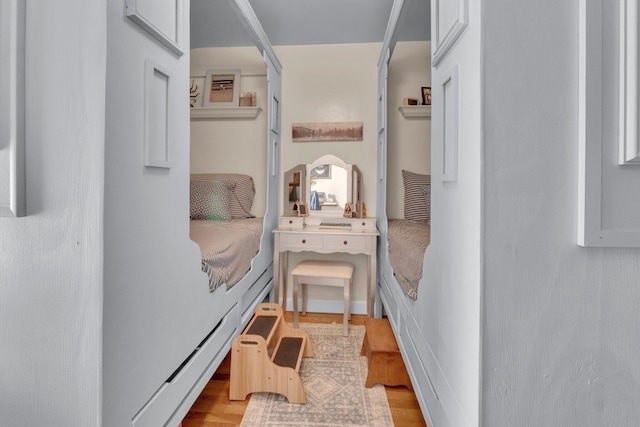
[302,239,306,244]
[362,222,366,226]
[343,240,348,245]
[289,220,293,224]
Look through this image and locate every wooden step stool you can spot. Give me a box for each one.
[360,318,413,390]
[229,303,315,404]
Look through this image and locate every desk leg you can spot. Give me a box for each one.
[272,234,288,312]
[273,241,280,307]
[368,244,378,318]
[281,251,288,312]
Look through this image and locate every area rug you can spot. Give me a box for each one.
[240,323,394,427]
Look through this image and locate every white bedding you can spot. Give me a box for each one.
[190,218,263,292]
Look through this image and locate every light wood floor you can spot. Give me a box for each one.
[181,312,427,427]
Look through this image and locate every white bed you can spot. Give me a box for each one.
[129,173,275,427]
[189,173,265,291]
[190,218,263,291]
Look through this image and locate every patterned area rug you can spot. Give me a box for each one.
[240,323,394,427]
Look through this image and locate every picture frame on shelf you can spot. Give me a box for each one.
[421,86,432,105]
[204,69,240,107]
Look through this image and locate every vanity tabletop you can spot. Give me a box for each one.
[273,225,379,236]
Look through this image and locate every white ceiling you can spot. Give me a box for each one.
[190,0,431,49]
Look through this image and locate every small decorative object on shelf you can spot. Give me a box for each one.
[239,91,256,107]
[362,202,367,218]
[402,97,418,106]
[190,79,200,108]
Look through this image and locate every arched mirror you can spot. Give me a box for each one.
[307,155,361,218]
[309,163,347,214]
[283,155,362,219]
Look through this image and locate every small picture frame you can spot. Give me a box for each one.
[343,202,354,218]
[204,69,241,107]
[295,201,308,217]
[421,86,432,105]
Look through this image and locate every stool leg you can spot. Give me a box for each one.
[347,278,352,321]
[343,278,350,336]
[293,276,299,328]
[302,283,307,316]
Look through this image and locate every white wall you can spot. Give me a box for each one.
[0,1,105,425]
[387,41,432,219]
[276,42,380,312]
[190,47,268,217]
[482,0,640,425]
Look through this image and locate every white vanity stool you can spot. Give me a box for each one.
[291,260,354,336]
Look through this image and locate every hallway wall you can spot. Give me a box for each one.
[0,1,105,425]
[482,1,640,424]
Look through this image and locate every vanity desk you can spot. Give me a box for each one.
[273,217,379,317]
[274,155,380,317]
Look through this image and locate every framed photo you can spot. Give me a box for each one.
[421,86,432,105]
[295,201,308,217]
[343,202,354,218]
[310,165,331,178]
[292,121,363,142]
[204,69,240,107]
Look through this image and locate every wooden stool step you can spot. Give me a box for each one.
[360,318,413,390]
[229,303,314,404]
[272,336,305,370]
[245,315,278,340]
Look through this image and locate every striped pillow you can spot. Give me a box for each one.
[191,173,256,218]
[402,170,431,223]
[190,180,235,221]
[422,184,431,223]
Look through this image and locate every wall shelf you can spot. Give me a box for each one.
[190,106,262,120]
[398,105,431,118]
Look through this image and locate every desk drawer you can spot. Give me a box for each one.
[282,233,324,250]
[324,234,367,251]
[280,217,304,228]
[352,218,377,231]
